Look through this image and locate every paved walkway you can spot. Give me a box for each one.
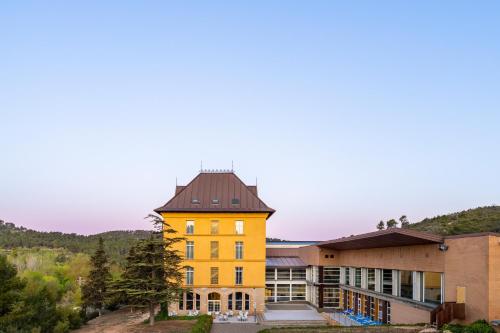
[263,304,325,321]
[211,323,262,333]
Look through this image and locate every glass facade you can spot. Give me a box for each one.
[382,269,393,295]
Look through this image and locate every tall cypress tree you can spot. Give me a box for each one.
[82,237,111,315]
[118,214,184,325]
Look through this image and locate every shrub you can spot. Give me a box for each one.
[53,320,70,333]
[191,315,212,333]
[464,320,495,333]
[443,323,465,333]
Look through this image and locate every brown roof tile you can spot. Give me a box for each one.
[155,172,275,216]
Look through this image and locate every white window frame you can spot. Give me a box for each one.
[186,267,194,285]
[235,241,243,259]
[186,241,194,259]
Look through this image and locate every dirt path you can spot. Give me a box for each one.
[72,308,195,333]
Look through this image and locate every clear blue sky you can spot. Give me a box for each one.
[1,1,499,239]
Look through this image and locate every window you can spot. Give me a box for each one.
[210,267,219,284]
[210,241,219,259]
[277,268,290,280]
[292,284,306,300]
[186,221,194,234]
[323,287,340,308]
[210,221,219,234]
[228,293,233,309]
[212,198,219,204]
[291,268,306,280]
[186,292,200,310]
[266,284,275,301]
[235,267,243,285]
[355,268,362,287]
[191,198,200,204]
[231,198,240,205]
[185,266,194,285]
[324,267,340,284]
[266,269,276,280]
[400,271,413,299]
[367,269,376,291]
[345,267,350,285]
[382,269,393,295]
[235,220,244,234]
[186,241,194,259]
[235,241,243,259]
[235,292,243,310]
[424,272,442,304]
[208,292,221,312]
[276,284,290,302]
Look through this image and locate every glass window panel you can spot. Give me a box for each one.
[400,271,413,299]
[235,241,243,259]
[355,268,362,287]
[382,269,393,295]
[323,287,340,308]
[291,268,306,280]
[277,268,290,280]
[210,221,219,235]
[276,284,290,302]
[266,269,276,280]
[367,269,376,291]
[291,284,306,300]
[235,221,244,234]
[265,284,275,301]
[324,267,340,284]
[235,267,243,285]
[186,221,194,234]
[186,267,193,285]
[210,241,219,259]
[210,267,219,284]
[424,272,442,304]
[186,241,194,259]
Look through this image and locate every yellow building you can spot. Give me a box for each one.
[155,171,274,314]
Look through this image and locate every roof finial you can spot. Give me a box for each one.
[200,160,203,172]
[231,160,234,172]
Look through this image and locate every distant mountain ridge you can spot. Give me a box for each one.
[409,205,500,235]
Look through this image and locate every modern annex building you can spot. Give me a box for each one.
[266,229,500,326]
[158,171,500,325]
[156,171,274,314]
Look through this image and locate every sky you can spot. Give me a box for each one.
[1,1,499,240]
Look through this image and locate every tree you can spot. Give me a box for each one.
[82,237,111,315]
[0,255,25,317]
[117,214,184,325]
[399,215,410,228]
[386,219,398,229]
[376,221,385,230]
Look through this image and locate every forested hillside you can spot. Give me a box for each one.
[409,206,500,235]
[0,220,151,264]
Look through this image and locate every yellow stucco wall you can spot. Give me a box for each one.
[161,212,268,288]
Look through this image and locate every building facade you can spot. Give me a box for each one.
[156,171,274,314]
[266,229,500,326]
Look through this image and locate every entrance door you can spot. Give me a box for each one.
[208,292,221,312]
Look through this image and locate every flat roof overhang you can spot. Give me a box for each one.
[317,228,443,251]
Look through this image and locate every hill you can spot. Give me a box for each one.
[409,206,500,235]
[0,220,151,264]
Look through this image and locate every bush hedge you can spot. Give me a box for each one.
[191,315,213,333]
[443,320,494,333]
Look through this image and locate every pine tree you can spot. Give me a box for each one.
[386,219,398,229]
[82,237,111,315]
[117,214,184,326]
[376,220,385,230]
[0,255,25,317]
[399,215,410,228]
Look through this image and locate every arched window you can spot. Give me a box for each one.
[185,292,200,310]
[208,292,221,312]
